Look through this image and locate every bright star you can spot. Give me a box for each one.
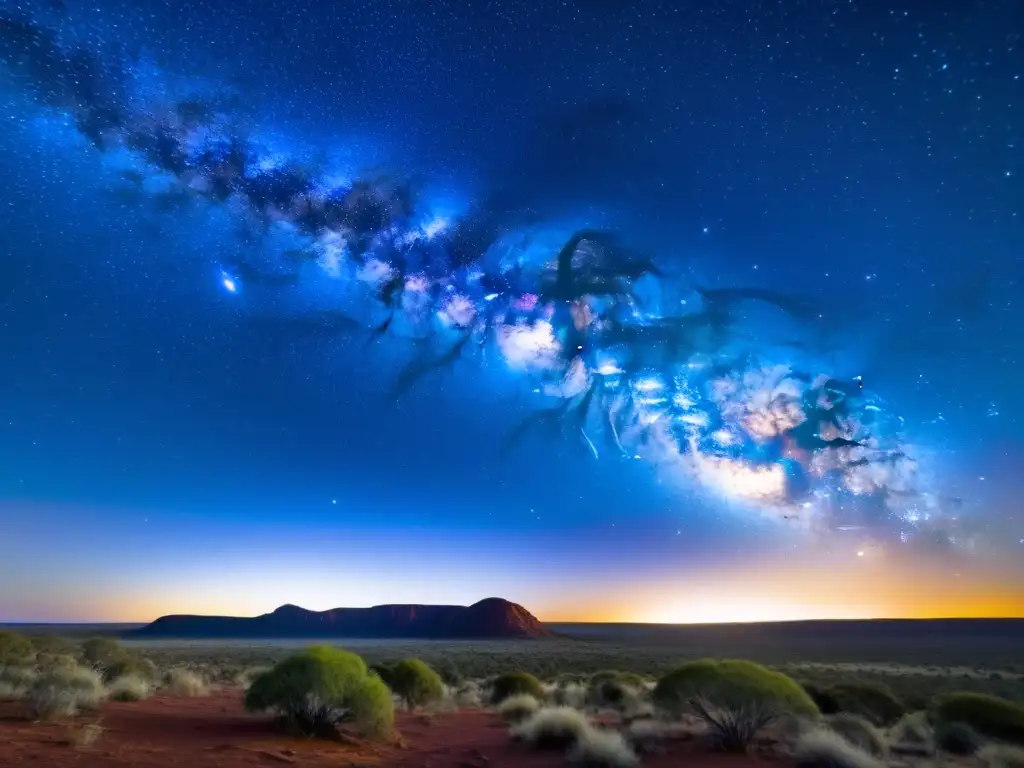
[220,272,238,293]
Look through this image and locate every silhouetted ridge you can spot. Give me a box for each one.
[131,599,553,639]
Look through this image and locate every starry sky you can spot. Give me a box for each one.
[1,0,1022,624]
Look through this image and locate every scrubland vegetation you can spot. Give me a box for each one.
[1,625,1023,767]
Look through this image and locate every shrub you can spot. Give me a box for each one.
[827,683,905,726]
[568,727,639,768]
[511,706,591,749]
[491,671,544,704]
[370,663,395,688]
[387,658,444,710]
[107,674,152,702]
[553,682,588,709]
[889,711,933,755]
[933,693,1024,744]
[933,719,982,755]
[244,646,394,739]
[980,744,1024,768]
[802,682,840,715]
[455,682,483,709]
[825,713,887,757]
[0,665,37,701]
[691,697,778,753]
[793,728,883,768]
[499,693,540,724]
[0,630,34,666]
[102,654,157,684]
[80,637,124,669]
[163,668,208,697]
[653,659,817,717]
[27,665,105,720]
[28,635,73,656]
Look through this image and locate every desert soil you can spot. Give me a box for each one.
[0,690,782,768]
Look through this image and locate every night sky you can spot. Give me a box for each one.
[1,0,1022,624]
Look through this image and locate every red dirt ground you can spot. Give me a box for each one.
[0,690,787,768]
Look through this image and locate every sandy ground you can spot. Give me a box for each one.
[0,690,785,768]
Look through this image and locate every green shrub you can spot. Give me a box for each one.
[934,720,983,755]
[0,630,34,666]
[28,635,74,657]
[370,663,395,688]
[27,665,105,720]
[825,713,887,757]
[652,659,817,717]
[102,653,157,684]
[80,637,125,670]
[933,693,1024,744]
[245,646,393,739]
[802,682,840,715]
[588,672,646,709]
[491,671,544,704]
[387,658,444,710]
[828,683,906,726]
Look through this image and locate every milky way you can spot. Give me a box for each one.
[0,7,974,550]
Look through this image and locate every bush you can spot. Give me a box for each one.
[793,728,883,768]
[102,654,157,684]
[245,646,394,739]
[0,665,37,701]
[827,683,906,726]
[28,635,74,656]
[589,673,644,710]
[653,659,817,717]
[499,693,540,724]
[80,637,124,669]
[491,671,544,704]
[889,711,933,755]
[802,682,840,715]
[163,668,208,697]
[27,665,105,720]
[691,697,778,753]
[370,663,395,688]
[107,673,152,702]
[387,659,444,710]
[934,720,982,755]
[0,630,34,666]
[980,744,1024,768]
[511,706,591,750]
[933,693,1024,744]
[455,682,483,709]
[825,713,887,757]
[568,727,639,768]
[553,682,588,709]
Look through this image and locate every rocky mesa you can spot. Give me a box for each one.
[129,597,554,639]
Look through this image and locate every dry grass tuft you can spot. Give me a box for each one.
[163,668,208,697]
[499,693,540,723]
[0,665,37,701]
[512,706,591,749]
[28,665,105,720]
[793,728,884,768]
[825,713,888,757]
[568,727,639,768]
[106,673,152,702]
